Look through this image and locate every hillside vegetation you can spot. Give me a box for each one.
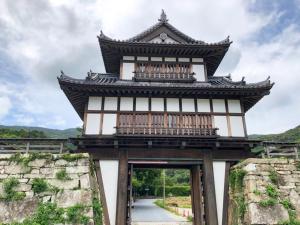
[250,125,300,143]
[0,125,81,138]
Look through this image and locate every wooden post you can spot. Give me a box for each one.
[116,150,128,225]
[191,165,203,225]
[26,142,30,154]
[59,142,64,154]
[203,151,218,225]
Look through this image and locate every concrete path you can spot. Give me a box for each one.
[131,199,192,225]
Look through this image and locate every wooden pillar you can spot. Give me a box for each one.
[191,165,204,225]
[116,150,128,225]
[222,162,231,225]
[203,151,218,225]
[94,160,111,225]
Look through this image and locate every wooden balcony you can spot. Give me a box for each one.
[116,113,218,137]
[133,62,195,82]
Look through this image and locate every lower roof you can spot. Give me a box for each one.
[58,72,273,120]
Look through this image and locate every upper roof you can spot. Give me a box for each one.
[98,10,232,77]
[58,71,274,120]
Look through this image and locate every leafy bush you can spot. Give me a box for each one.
[0,177,26,201]
[156,185,191,196]
[92,198,103,225]
[55,169,71,181]
[269,170,279,185]
[259,198,277,207]
[266,185,278,198]
[66,204,89,225]
[32,178,48,194]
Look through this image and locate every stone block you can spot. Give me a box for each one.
[28,159,46,167]
[0,174,8,179]
[289,189,300,220]
[66,166,89,174]
[55,159,68,166]
[40,167,54,175]
[23,173,43,179]
[80,174,91,189]
[15,183,31,192]
[48,179,79,190]
[0,198,39,223]
[5,165,28,174]
[55,189,92,208]
[77,158,90,166]
[246,203,289,224]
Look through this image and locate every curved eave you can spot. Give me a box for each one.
[98,37,231,77]
[58,75,273,120]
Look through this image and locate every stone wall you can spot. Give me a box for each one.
[0,153,101,224]
[229,158,300,225]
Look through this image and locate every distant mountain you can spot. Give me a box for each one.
[0,125,81,139]
[249,125,300,143]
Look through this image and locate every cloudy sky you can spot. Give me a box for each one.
[0,0,300,134]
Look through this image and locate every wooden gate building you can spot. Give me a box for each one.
[58,11,274,225]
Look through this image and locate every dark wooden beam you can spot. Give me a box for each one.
[116,150,128,225]
[191,165,204,225]
[203,151,218,225]
[222,162,231,225]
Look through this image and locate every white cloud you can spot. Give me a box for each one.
[0,96,12,120]
[0,0,298,134]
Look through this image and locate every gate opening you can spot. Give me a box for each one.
[128,165,196,225]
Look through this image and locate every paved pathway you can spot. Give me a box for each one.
[131,199,192,225]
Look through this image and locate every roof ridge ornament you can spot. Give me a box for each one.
[158,9,168,22]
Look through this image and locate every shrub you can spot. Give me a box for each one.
[156,185,191,196]
[55,169,71,181]
[32,178,48,194]
[66,204,89,225]
[259,198,277,207]
[0,177,26,201]
[266,185,278,198]
[92,198,103,225]
[229,169,247,192]
[269,170,279,185]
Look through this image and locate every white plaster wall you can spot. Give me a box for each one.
[192,58,203,63]
[182,99,195,112]
[214,116,228,136]
[151,57,163,61]
[120,97,133,111]
[166,98,179,112]
[228,100,242,113]
[137,56,148,61]
[104,97,118,111]
[99,160,119,225]
[178,58,190,62]
[197,99,211,112]
[213,161,226,225]
[123,56,134,60]
[213,99,226,113]
[193,64,206,81]
[230,116,245,137]
[122,62,135,80]
[136,97,149,111]
[151,98,164,111]
[102,114,117,135]
[85,113,101,135]
[88,96,102,110]
[165,57,176,62]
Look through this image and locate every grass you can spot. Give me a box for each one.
[55,169,71,181]
[0,177,26,201]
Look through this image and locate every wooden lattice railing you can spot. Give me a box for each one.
[134,63,195,82]
[116,113,218,137]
